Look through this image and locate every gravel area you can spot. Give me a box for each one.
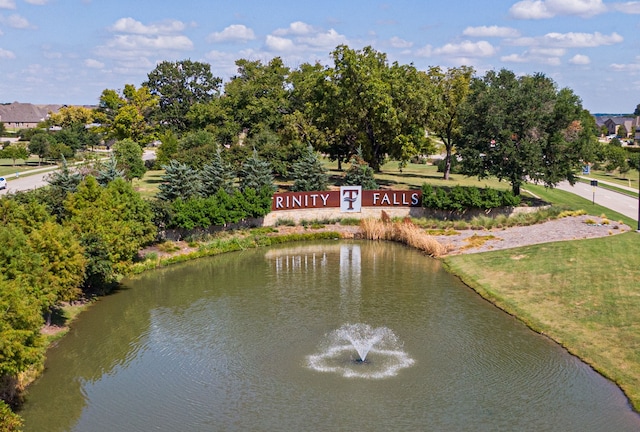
[431,215,631,255]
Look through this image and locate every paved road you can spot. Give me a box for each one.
[0,166,54,195]
[2,156,638,225]
[0,150,156,196]
[555,180,638,222]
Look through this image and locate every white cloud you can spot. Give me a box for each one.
[610,1,640,14]
[433,40,497,58]
[510,0,607,19]
[0,0,15,9]
[297,29,348,49]
[0,47,15,58]
[42,50,62,59]
[501,47,564,65]
[265,25,348,53]
[273,21,315,36]
[569,54,591,64]
[463,25,520,38]
[509,31,623,48]
[207,24,255,43]
[94,17,194,73]
[265,35,296,52]
[389,36,413,48]
[98,34,193,56]
[84,58,104,68]
[0,13,31,29]
[109,17,186,35]
[415,44,433,57]
[610,57,640,72]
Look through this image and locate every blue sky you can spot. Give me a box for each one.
[0,0,638,113]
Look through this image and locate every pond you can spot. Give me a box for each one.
[19,241,640,431]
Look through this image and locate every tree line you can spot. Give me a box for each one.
[4,44,632,197]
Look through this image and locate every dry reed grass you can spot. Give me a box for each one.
[360,215,447,257]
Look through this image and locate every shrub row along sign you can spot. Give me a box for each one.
[272,186,422,213]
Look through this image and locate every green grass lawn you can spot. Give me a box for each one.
[443,184,640,410]
[444,232,640,410]
[0,157,49,177]
[582,167,639,189]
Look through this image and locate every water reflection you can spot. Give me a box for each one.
[19,241,640,432]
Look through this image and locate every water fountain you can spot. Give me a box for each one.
[306,323,415,378]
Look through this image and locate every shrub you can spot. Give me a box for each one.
[421,184,521,211]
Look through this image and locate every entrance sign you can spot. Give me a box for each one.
[271,188,422,212]
[340,186,362,212]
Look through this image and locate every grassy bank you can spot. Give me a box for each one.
[444,227,640,410]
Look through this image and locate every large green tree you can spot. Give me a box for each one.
[426,66,474,180]
[97,85,158,143]
[64,177,155,286]
[324,45,433,171]
[457,69,593,195]
[222,57,291,136]
[113,138,146,180]
[144,60,222,131]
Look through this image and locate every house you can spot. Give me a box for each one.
[602,116,638,138]
[0,102,62,129]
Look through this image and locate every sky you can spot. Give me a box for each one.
[0,0,639,114]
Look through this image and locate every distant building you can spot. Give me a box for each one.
[594,115,639,138]
[0,102,62,129]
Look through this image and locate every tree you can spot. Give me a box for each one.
[172,129,219,169]
[343,146,378,189]
[323,45,433,171]
[457,69,590,195]
[155,130,179,168]
[603,144,630,174]
[95,154,125,186]
[46,156,83,194]
[144,60,222,131]
[238,150,275,193]
[0,142,29,166]
[47,106,96,128]
[113,138,146,180]
[64,177,156,286]
[97,85,158,142]
[0,199,86,319]
[222,57,291,136]
[156,160,202,202]
[28,132,53,164]
[617,124,628,139]
[426,66,474,180]
[0,276,44,378]
[291,145,329,191]
[200,147,236,196]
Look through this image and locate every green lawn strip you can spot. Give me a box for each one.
[577,177,639,199]
[524,184,636,228]
[443,231,640,410]
[582,169,639,189]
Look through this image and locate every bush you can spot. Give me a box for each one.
[421,184,521,211]
[436,157,462,174]
[169,187,273,230]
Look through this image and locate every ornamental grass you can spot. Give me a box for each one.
[360,215,447,257]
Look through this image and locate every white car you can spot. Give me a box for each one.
[0,177,6,190]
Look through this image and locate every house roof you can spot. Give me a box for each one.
[0,102,62,124]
